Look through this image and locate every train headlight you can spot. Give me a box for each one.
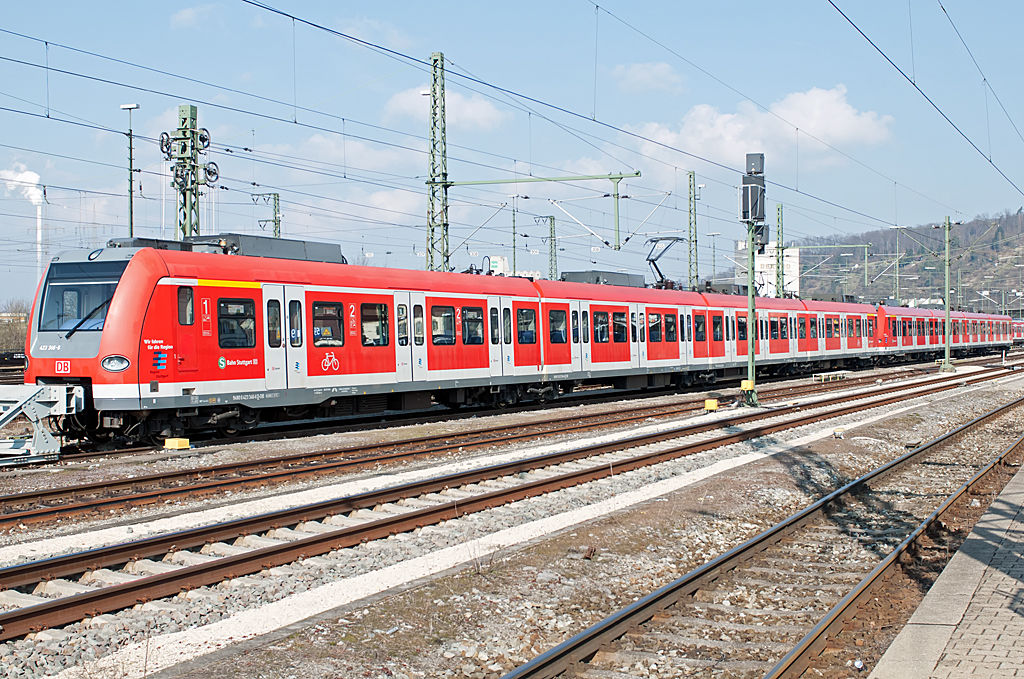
[100,355,131,372]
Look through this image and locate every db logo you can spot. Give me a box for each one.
[55,360,71,374]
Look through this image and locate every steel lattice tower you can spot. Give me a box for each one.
[688,171,698,290]
[427,52,450,271]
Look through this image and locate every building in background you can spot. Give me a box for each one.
[731,240,800,297]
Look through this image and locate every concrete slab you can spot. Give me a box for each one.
[869,623,957,679]
[80,568,139,586]
[202,542,252,557]
[263,527,309,541]
[33,579,96,598]
[33,628,70,642]
[294,520,339,533]
[235,535,286,549]
[0,590,50,609]
[167,550,221,566]
[124,559,181,576]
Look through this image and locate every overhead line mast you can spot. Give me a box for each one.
[427,52,449,271]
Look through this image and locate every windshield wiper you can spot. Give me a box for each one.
[64,297,113,340]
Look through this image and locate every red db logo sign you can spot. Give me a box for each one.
[55,360,71,374]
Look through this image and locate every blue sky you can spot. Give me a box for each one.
[1,1,1022,301]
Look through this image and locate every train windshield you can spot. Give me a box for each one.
[38,261,129,334]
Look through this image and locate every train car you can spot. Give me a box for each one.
[1012,319,1024,345]
[22,234,1013,443]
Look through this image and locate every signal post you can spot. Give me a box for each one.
[739,154,767,407]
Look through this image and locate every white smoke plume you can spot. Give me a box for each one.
[0,163,43,206]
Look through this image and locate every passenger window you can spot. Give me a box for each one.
[582,310,589,344]
[571,310,579,344]
[593,311,609,343]
[648,313,662,342]
[462,307,484,345]
[177,287,194,325]
[810,318,817,339]
[218,298,256,349]
[413,305,425,346]
[694,315,706,342]
[267,300,282,348]
[490,308,500,345]
[737,316,747,341]
[431,306,456,345]
[639,313,646,343]
[548,309,567,344]
[312,303,344,347]
[779,318,787,340]
[798,318,806,339]
[397,304,409,347]
[517,308,537,344]
[361,303,389,347]
[288,300,303,347]
[630,313,637,342]
[771,318,780,340]
[712,315,723,342]
[665,314,677,342]
[614,312,628,343]
[686,314,692,342]
[503,308,512,344]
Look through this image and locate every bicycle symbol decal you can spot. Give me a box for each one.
[321,352,340,371]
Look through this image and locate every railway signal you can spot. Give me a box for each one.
[739,153,766,407]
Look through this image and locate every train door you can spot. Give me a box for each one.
[499,296,515,376]
[692,310,708,359]
[570,301,583,371]
[174,285,199,374]
[487,296,502,378]
[580,303,593,372]
[708,310,725,360]
[723,312,735,363]
[394,292,414,383]
[261,285,286,389]
[284,285,307,389]
[632,304,645,369]
[410,292,428,381]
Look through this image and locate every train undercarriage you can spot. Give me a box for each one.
[42,343,1005,446]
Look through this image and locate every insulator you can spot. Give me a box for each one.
[159,132,172,158]
[203,161,219,184]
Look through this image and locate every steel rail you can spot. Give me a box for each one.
[500,393,1024,679]
[0,367,1011,640]
[48,350,1001,462]
[763,425,1024,678]
[0,367,1001,529]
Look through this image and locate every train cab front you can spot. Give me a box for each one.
[25,247,154,442]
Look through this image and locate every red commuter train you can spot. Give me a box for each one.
[24,234,1013,442]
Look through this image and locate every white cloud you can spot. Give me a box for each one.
[0,164,43,206]
[628,85,893,175]
[170,4,215,29]
[296,134,422,174]
[384,85,511,131]
[612,62,683,93]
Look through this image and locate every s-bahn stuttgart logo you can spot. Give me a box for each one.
[218,356,226,370]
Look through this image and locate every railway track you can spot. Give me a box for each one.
[503,390,1024,679]
[0,368,24,386]
[0,362,1015,642]
[0,364,1006,529]
[51,350,1011,462]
